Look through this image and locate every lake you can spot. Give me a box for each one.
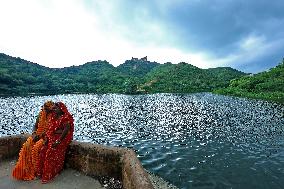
[0,93,283,189]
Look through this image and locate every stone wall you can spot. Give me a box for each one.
[0,134,154,189]
[122,150,154,189]
[65,141,124,180]
[0,134,28,161]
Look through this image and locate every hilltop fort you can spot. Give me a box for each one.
[131,56,147,61]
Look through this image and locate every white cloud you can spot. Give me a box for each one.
[226,34,284,67]
[0,0,248,69]
[240,35,265,51]
[0,0,103,67]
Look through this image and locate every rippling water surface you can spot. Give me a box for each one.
[0,93,284,189]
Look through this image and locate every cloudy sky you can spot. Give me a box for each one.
[0,0,283,73]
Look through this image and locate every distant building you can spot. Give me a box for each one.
[131,56,147,61]
[141,56,147,61]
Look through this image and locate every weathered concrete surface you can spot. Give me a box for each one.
[0,134,28,161]
[122,150,154,189]
[65,140,154,189]
[0,159,104,189]
[65,140,124,180]
[0,134,155,189]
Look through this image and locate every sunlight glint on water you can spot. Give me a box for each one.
[0,93,283,189]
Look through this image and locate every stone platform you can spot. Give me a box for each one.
[0,134,154,189]
[0,134,179,189]
[0,159,104,189]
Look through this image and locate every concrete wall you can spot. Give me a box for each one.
[0,134,154,189]
[0,134,29,161]
[65,140,124,180]
[122,150,154,189]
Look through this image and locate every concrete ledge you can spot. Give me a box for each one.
[65,140,124,180]
[0,134,29,160]
[0,134,154,189]
[122,150,154,189]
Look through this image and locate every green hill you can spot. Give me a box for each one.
[117,57,159,77]
[59,61,127,93]
[0,53,54,95]
[0,54,126,95]
[138,62,246,93]
[214,59,284,103]
[0,53,247,96]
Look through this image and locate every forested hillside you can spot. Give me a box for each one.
[215,59,284,103]
[0,53,246,96]
[139,62,245,93]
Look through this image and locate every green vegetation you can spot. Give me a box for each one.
[2,52,283,103]
[0,53,246,96]
[140,62,246,93]
[117,58,159,77]
[214,59,284,103]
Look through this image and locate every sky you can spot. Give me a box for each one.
[0,0,284,73]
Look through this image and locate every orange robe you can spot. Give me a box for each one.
[12,110,53,180]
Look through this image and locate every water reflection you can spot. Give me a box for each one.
[0,93,283,189]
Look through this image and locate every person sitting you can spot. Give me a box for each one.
[39,102,74,183]
[12,101,55,180]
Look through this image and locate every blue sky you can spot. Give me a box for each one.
[0,0,283,73]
